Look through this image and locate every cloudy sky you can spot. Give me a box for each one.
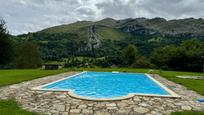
[0,0,204,35]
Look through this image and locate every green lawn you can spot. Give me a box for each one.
[0,68,204,115]
[0,69,68,87]
[0,99,39,115]
[77,67,149,73]
[0,69,69,115]
[171,111,204,115]
[159,70,204,95]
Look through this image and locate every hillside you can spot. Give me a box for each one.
[40,19,132,40]
[33,17,204,40]
[16,17,204,60]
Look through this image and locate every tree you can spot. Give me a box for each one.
[150,45,177,68]
[150,39,204,72]
[0,18,13,66]
[179,39,204,71]
[122,44,139,66]
[16,42,42,69]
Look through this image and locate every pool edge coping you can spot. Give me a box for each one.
[31,71,86,91]
[145,74,180,98]
[31,71,181,101]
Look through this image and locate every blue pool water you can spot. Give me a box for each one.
[43,72,171,98]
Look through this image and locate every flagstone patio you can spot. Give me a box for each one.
[0,72,204,115]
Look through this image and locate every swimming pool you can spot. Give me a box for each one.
[33,71,179,100]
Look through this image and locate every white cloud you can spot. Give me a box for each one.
[0,0,203,35]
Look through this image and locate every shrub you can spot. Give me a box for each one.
[131,57,151,68]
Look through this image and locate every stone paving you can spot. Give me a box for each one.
[0,72,204,115]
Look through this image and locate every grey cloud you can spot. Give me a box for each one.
[96,0,139,19]
[97,0,204,19]
[0,0,203,35]
[76,7,96,16]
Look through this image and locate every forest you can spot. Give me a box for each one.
[1,18,204,72]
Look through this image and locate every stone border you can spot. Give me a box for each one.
[68,91,135,101]
[31,71,86,91]
[32,71,180,101]
[1,71,204,115]
[145,74,180,98]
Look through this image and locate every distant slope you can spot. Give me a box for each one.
[96,25,132,40]
[16,17,204,60]
[40,19,132,41]
[38,17,204,39]
[120,17,204,36]
[41,21,93,33]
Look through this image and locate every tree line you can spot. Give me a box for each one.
[0,18,42,69]
[122,41,204,72]
[0,18,204,72]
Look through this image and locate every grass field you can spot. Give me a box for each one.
[0,99,39,115]
[0,68,204,115]
[0,69,69,115]
[159,70,204,95]
[0,69,68,87]
[171,111,204,115]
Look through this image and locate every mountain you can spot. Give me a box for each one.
[16,17,204,60]
[40,19,132,40]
